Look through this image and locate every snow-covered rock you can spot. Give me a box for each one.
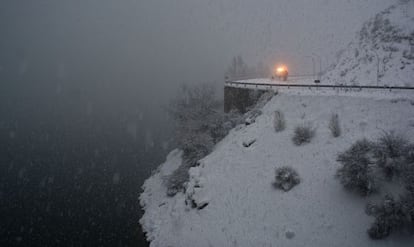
[324,1,414,86]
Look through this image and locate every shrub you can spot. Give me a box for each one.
[273,110,286,132]
[400,158,414,197]
[336,134,414,197]
[292,123,315,146]
[165,132,215,196]
[336,139,378,196]
[328,113,341,137]
[366,194,409,239]
[367,218,392,240]
[400,190,414,225]
[165,163,191,197]
[373,132,408,180]
[375,132,408,159]
[273,166,300,191]
[337,133,414,239]
[211,110,242,142]
[180,132,214,166]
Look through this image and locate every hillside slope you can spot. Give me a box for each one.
[323,1,414,86]
[140,89,414,247]
[140,2,414,246]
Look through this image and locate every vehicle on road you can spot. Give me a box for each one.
[274,65,288,81]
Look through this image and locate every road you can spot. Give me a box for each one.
[226,76,414,91]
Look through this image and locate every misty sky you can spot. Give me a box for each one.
[0,0,393,109]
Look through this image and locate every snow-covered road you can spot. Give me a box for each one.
[235,75,316,85]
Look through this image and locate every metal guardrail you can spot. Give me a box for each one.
[225,81,414,91]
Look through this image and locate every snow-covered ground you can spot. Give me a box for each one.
[140,2,414,246]
[140,90,414,247]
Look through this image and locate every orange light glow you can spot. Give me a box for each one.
[275,65,288,75]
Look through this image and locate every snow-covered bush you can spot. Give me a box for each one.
[336,134,414,239]
[401,150,414,192]
[373,132,408,180]
[165,163,191,196]
[328,113,341,138]
[366,194,411,239]
[180,131,214,166]
[365,177,414,240]
[273,110,286,132]
[336,139,378,196]
[211,110,242,143]
[337,134,414,197]
[273,166,300,191]
[400,190,414,225]
[292,123,315,146]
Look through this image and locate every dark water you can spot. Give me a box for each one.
[0,91,171,246]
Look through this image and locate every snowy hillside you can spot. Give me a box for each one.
[323,1,414,86]
[140,89,414,247]
[139,2,414,246]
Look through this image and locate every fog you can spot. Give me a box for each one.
[0,0,392,106]
[0,0,393,246]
